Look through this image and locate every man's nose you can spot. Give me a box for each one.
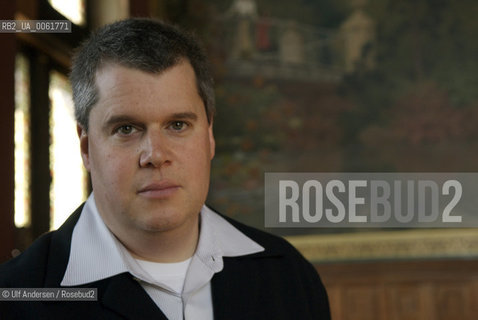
[138,130,171,168]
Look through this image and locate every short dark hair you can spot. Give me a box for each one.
[70,18,215,130]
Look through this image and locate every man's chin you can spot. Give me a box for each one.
[134,211,197,234]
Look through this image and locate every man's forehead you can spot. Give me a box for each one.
[89,61,205,121]
[94,58,193,81]
[93,60,198,99]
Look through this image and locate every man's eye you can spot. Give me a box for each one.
[170,121,187,131]
[116,125,135,135]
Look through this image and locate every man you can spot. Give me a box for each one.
[0,18,330,319]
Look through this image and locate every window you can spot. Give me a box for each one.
[49,71,88,229]
[48,0,86,26]
[14,54,31,228]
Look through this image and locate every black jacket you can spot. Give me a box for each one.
[0,205,330,319]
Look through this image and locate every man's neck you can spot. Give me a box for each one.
[108,215,200,263]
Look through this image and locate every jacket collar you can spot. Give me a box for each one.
[61,195,265,287]
[94,272,168,319]
[42,204,167,319]
[44,203,82,288]
[41,197,278,320]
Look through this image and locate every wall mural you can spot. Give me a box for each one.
[162,0,478,261]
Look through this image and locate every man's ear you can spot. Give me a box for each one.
[208,120,215,160]
[77,124,91,172]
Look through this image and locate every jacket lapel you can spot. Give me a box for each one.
[211,258,244,319]
[42,204,168,319]
[100,273,168,320]
[44,204,83,287]
[211,250,283,320]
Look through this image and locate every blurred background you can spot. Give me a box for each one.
[1,0,477,318]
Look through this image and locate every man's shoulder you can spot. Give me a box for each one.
[0,204,84,287]
[0,231,54,287]
[214,209,325,290]
[211,210,331,319]
[215,210,308,262]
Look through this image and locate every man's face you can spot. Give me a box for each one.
[78,61,215,235]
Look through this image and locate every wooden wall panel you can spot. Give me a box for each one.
[471,280,478,317]
[316,260,478,320]
[342,286,384,320]
[326,286,342,320]
[387,284,429,320]
[435,283,468,320]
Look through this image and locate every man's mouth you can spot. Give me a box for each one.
[137,181,180,199]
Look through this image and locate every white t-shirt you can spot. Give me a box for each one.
[135,257,192,294]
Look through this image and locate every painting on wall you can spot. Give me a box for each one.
[157,0,478,262]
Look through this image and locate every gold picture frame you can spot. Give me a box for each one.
[287,229,478,263]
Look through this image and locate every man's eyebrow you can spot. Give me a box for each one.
[169,112,198,121]
[103,115,138,129]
